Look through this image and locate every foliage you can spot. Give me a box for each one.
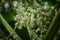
[0,0,60,40]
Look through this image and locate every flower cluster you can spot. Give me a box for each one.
[14,0,55,40]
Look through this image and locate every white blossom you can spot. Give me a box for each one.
[14,1,54,40]
[4,2,9,9]
[13,1,18,8]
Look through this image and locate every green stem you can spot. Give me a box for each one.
[0,14,21,40]
[43,10,60,40]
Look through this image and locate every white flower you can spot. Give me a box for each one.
[15,23,18,26]
[4,2,9,9]
[20,21,24,24]
[18,25,23,29]
[14,15,18,21]
[13,35,17,39]
[14,1,53,39]
[43,2,48,10]
[13,1,18,8]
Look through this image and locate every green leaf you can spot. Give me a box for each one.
[44,10,60,40]
[0,14,21,40]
